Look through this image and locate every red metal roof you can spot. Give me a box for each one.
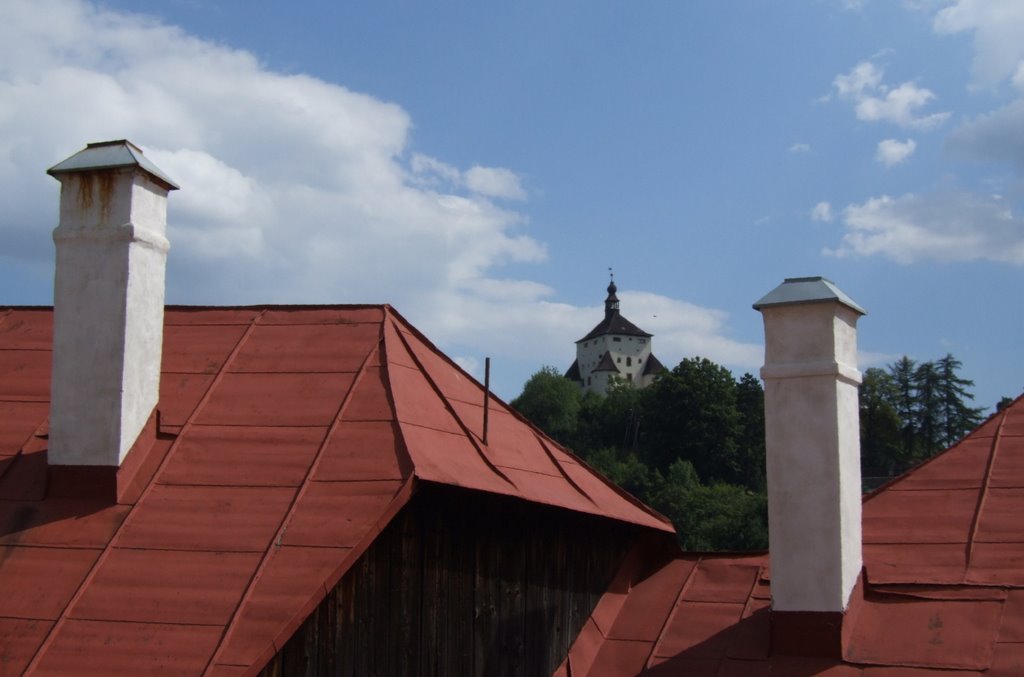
[0,305,671,676]
[559,396,1024,675]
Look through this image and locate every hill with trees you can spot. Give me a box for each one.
[512,354,991,551]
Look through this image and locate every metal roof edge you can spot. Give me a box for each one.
[47,140,180,190]
[753,276,866,315]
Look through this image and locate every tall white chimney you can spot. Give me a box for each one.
[754,277,865,655]
[47,140,177,473]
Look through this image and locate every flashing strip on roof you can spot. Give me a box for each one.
[964,407,1008,579]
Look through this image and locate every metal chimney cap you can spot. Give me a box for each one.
[753,276,866,315]
[47,139,179,190]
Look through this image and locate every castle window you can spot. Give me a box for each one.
[616,357,621,363]
[627,373,633,382]
[612,337,621,342]
[627,357,632,366]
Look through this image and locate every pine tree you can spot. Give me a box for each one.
[889,356,918,458]
[936,354,984,447]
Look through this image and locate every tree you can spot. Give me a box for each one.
[890,356,918,458]
[643,357,742,484]
[913,360,942,454]
[936,354,984,448]
[861,354,985,477]
[734,373,766,491]
[583,447,658,499]
[510,366,581,444]
[859,367,904,477]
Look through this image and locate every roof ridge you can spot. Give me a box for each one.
[964,406,1009,581]
[23,309,269,675]
[376,308,415,477]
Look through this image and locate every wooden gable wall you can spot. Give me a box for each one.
[260,485,640,676]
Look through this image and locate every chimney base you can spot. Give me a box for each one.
[771,573,864,659]
[46,410,159,504]
[771,610,844,658]
[47,465,118,502]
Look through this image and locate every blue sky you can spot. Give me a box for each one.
[1,0,1022,409]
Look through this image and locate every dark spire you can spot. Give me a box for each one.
[605,269,620,320]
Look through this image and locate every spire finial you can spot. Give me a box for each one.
[604,269,619,318]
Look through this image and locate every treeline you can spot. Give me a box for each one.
[512,359,769,551]
[861,355,984,479]
[512,353,991,551]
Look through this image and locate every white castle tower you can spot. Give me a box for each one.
[565,275,664,395]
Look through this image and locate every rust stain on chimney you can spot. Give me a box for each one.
[75,170,118,223]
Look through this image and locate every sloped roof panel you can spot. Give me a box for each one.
[0,303,671,674]
[68,549,261,625]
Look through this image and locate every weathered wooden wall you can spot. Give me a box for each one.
[260,484,635,676]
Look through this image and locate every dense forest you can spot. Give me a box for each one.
[511,354,993,551]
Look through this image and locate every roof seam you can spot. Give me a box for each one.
[203,316,391,675]
[388,316,517,490]
[21,309,269,675]
[644,557,703,669]
[532,433,599,507]
[964,408,1008,580]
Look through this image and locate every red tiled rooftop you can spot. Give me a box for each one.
[560,395,1024,675]
[0,304,671,675]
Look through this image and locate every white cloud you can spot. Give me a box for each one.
[410,155,526,200]
[827,191,1024,265]
[788,142,811,154]
[933,0,1024,87]
[811,201,834,222]
[875,138,917,166]
[832,61,950,129]
[464,166,527,200]
[834,61,884,99]
[0,0,759,397]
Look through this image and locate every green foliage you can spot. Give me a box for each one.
[510,365,581,444]
[653,481,768,552]
[643,358,743,483]
[860,354,984,478]
[584,447,659,499]
[515,359,769,552]
[859,367,905,476]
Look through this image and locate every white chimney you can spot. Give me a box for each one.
[754,277,865,620]
[47,140,177,471]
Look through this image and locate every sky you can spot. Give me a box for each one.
[1,0,1022,409]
